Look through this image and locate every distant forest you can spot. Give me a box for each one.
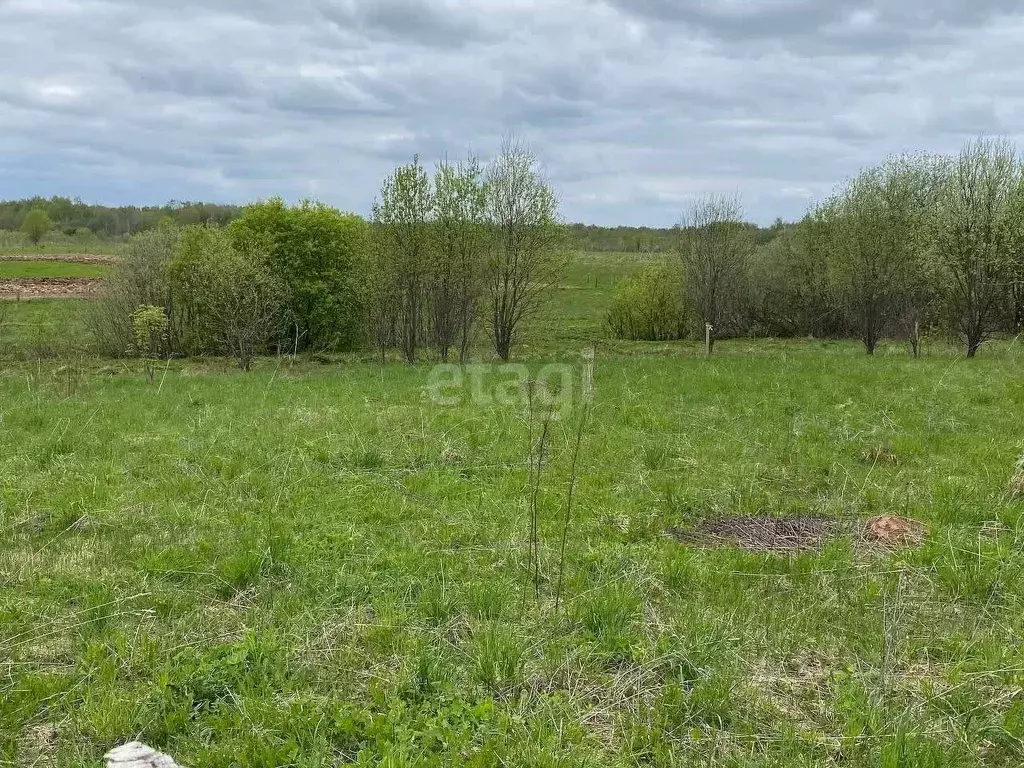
[0,197,241,239]
[0,196,788,252]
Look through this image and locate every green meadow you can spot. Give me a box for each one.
[1,251,1023,767]
[0,261,111,280]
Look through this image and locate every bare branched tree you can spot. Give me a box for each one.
[373,156,434,363]
[930,138,1019,357]
[485,139,565,361]
[677,193,752,352]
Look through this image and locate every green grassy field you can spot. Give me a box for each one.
[0,300,92,357]
[0,261,111,279]
[0,230,120,257]
[2,253,1024,767]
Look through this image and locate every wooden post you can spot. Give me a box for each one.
[705,323,713,356]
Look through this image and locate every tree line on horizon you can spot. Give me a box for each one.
[610,137,1024,357]
[0,197,785,252]
[0,198,242,240]
[14,136,1024,364]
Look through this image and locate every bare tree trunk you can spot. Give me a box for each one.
[863,330,878,355]
[966,335,982,358]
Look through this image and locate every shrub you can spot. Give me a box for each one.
[87,224,179,356]
[129,305,169,383]
[747,223,842,338]
[170,226,283,369]
[229,199,369,352]
[606,265,686,341]
[20,208,51,245]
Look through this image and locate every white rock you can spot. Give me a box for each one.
[104,742,181,768]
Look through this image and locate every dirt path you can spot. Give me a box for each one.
[0,277,103,299]
[0,253,117,264]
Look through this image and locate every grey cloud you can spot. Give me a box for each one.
[0,0,1022,224]
[110,63,252,100]
[320,0,491,48]
[603,0,1022,52]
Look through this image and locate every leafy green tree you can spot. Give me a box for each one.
[229,199,369,352]
[431,154,488,362]
[372,157,434,363]
[826,155,937,355]
[20,208,51,245]
[929,138,1019,357]
[485,139,566,361]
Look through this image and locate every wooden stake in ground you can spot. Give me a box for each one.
[705,323,714,355]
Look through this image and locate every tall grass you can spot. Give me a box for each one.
[0,342,1022,765]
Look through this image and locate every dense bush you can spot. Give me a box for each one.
[91,201,369,362]
[87,223,179,356]
[229,199,369,352]
[169,226,284,367]
[19,208,51,245]
[606,265,685,341]
[747,220,845,338]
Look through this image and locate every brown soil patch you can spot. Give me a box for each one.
[0,277,103,299]
[18,722,58,765]
[0,253,116,264]
[860,445,898,465]
[669,516,838,552]
[862,515,926,546]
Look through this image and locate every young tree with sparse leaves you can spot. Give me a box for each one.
[485,139,566,361]
[677,193,752,353]
[827,155,938,355]
[372,156,434,363]
[1005,167,1024,332]
[431,154,488,362]
[169,225,283,370]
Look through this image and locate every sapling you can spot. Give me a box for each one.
[129,305,169,384]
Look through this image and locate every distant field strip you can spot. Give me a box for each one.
[0,253,117,266]
[0,259,112,279]
[0,257,110,299]
[0,277,103,299]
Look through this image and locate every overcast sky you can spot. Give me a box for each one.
[1,0,1021,225]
